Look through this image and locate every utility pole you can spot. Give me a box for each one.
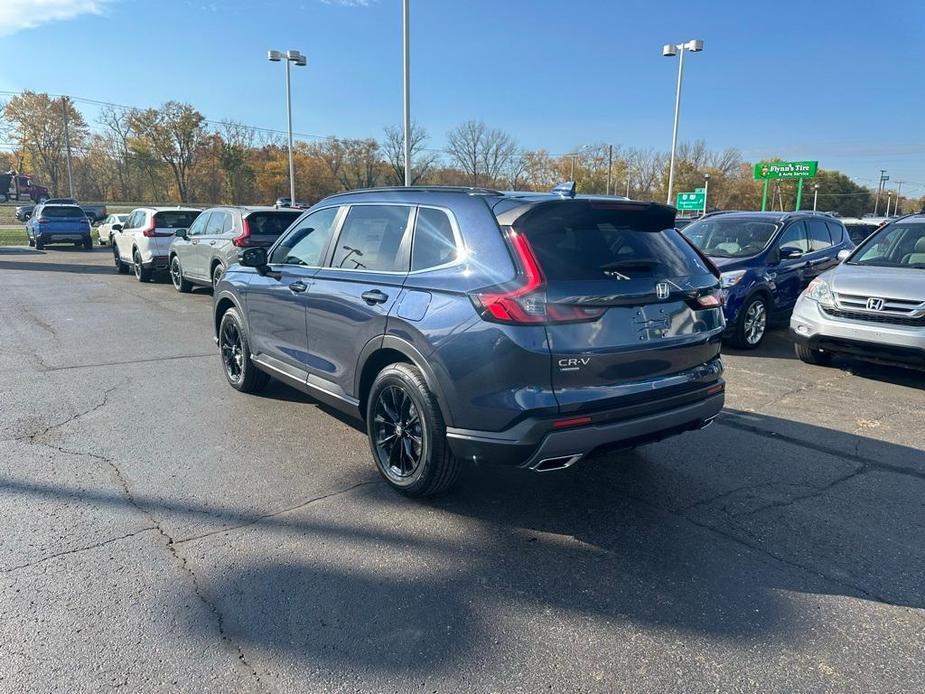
[874,169,887,215]
[895,180,905,215]
[62,96,75,199]
[606,144,613,196]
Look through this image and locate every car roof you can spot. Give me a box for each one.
[206,205,299,213]
[136,206,202,213]
[697,210,845,224]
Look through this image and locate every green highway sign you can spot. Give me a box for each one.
[676,191,705,211]
[754,160,818,180]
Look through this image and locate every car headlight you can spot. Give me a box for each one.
[720,270,746,288]
[803,278,835,307]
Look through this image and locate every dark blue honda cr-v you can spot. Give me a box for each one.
[681,211,853,348]
[212,186,726,496]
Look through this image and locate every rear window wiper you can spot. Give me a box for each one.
[599,258,659,270]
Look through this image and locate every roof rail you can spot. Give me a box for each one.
[324,185,504,198]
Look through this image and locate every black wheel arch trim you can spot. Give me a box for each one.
[355,335,455,427]
[213,290,248,343]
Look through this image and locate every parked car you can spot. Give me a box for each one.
[1,173,49,203]
[81,204,108,224]
[15,204,34,222]
[791,213,925,370]
[168,206,302,291]
[212,187,726,496]
[25,204,92,250]
[838,217,889,245]
[96,214,130,245]
[112,207,201,281]
[682,211,853,348]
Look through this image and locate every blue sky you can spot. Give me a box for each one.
[2,0,924,195]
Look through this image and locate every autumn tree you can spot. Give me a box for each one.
[129,101,206,201]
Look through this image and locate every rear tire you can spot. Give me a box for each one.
[35,239,44,250]
[28,237,35,248]
[218,307,268,393]
[366,363,460,497]
[114,246,129,274]
[133,250,152,282]
[170,255,193,293]
[730,295,768,349]
[795,342,833,366]
[211,263,225,287]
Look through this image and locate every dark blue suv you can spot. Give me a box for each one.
[213,187,726,496]
[681,211,853,348]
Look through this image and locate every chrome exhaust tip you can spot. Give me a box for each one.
[531,454,583,472]
[698,416,716,430]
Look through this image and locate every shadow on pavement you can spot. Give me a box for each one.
[4,408,923,675]
[0,258,116,275]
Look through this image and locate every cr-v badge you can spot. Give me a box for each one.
[558,357,590,372]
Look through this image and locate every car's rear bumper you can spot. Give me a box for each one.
[141,254,171,271]
[445,384,725,469]
[34,232,91,242]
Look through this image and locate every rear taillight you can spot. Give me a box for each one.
[232,218,252,248]
[470,230,605,325]
[142,222,156,237]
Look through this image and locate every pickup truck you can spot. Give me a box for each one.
[1,172,50,203]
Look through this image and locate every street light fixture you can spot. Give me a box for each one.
[268,48,307,205]
[662,39,704,206]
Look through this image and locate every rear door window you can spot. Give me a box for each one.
[155,211,200,230]
[204,211,225,235]
[517,205,709,280]
[825,220,845,245]
[806,219,832,251]
[330,205,412,272]
[412,207,458,271]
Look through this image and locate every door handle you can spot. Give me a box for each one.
[361,289,388,305]
[209,241,216,245]
[288,281,308,294]
[191,239,198,245]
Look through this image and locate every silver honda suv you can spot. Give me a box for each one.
[791,213,925,369]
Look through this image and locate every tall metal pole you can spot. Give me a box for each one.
[895,180,904,215]
[62,97,75,199]
[794,177,804,211]
[666,46,685,205]
[886,191,893,217]
[402,0,412,187]
[625,177,630,198]
[813,184,819,212]
[606,144,613,196]
[702,174,709,215]
[285,60,295,204]
[874,169,886,215]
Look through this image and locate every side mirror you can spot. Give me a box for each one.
[174,228,188,240]
[779,246,804,260]
[111,223,123,232]
[837,249,851,262]
[239,246,269,273]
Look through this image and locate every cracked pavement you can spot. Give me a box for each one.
[0,246,923,692]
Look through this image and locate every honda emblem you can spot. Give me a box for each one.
[866,297,884,311]
[655,282,670,300]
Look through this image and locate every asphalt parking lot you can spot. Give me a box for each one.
[1,245,923,693]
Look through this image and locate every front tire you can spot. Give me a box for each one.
[133,250,152,282]
[170,255,193,293]
[35,239,44,250]
[367,363,460,497]
[730,295,768,349]
[218,307,268,393]
[795,342,833,366]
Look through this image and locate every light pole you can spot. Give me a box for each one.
[886,191,893,217]
[606,144,613,196]
[813,183,819,212]
[702,173,710,216]
[662,39,704,206]
[268,49,307,205]
[402,0,412,186]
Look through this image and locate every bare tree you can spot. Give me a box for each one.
[446,120,517,187]
[317,138,383,190]
[382,123,437,185]
[99,105,135,200]
[218,120,257,203]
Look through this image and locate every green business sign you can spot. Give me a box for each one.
[754,160,818,180]
[676,191,705,211]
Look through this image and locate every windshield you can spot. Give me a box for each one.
[682,218,778,258]
[849,223,925,269]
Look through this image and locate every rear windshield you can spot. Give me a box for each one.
[517,206,710,280]
[155,211,200,229]
[844,223,879,245]
[245,210,302,237]
[41,206,85,219]
[682,218,778,258]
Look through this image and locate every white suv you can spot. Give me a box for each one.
[113,207,202,281]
